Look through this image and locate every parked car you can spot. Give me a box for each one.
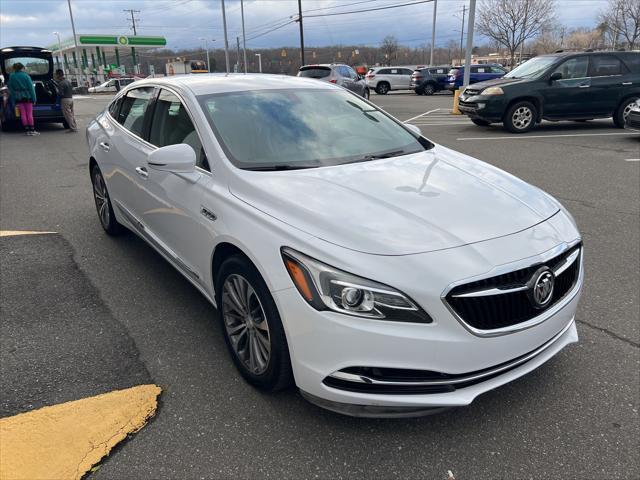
[297,64,369,99]
[365,66,415,94]
[0,45,67,131]
[446,64,507,90]
[410,66,450,95]
[457,51,640,133]
[87,74,583,417]
[624,100,640,132]
[88,77,136,93]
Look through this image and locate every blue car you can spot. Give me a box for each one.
[0,46,67,131]
[446,64,507,90]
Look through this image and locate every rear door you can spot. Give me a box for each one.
[588,54,630,114]
[398,68,413,89]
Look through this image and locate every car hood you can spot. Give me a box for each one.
[228,146,560,255]
[465,76,529,91]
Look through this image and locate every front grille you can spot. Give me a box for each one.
[464,88,481,96]
[445,244,581,331]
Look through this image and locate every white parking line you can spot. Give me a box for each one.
[457,132,637,141]
[403,108,441,123]
[412,122,471,126]
[625,158,640,162]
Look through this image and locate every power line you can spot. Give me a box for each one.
[305,0,433,18]
[247,20,296,42]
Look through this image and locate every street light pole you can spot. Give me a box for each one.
[429,0,437,66]
[221,0,230,73]
[240,0,248,73]
[66,0,85,87]
[297,0,305,66]
[255,53,262,73]
[462,0,476,88]
[200,37,211,72]
[53,32,64,72]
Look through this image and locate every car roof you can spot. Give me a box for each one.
[128,73,339,96]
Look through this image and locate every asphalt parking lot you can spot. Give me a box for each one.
[1,91,638,479]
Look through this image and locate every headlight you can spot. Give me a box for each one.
[281,248,432,323]
[481,86,504,96]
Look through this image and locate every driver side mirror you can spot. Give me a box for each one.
[147,143,199,182]
[549,72,562,83]
[406,124,422,136]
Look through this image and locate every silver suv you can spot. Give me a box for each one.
[298,64,369,99]
[365,66,416,94]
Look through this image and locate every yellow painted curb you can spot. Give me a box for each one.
[0,384,161,480]
[0,231,57,237]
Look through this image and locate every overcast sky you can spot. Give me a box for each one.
[0,0,609,51]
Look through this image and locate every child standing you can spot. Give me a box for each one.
[7,62,38,135]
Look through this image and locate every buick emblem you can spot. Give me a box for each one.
[528,267,555,309]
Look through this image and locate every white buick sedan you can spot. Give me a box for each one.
[86,74,583,417]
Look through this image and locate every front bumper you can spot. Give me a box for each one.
[458,94,505,122]
[273,215,583,416]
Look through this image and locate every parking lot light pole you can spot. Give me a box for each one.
[462,0,476,88]
[241,0,248,73]
[255,53,262,73]
[221,0,230,73]
[66,0,85,87]
[429,0,437,66]
[53,32,63,72]
[297,0,305,66]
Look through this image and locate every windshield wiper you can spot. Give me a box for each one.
[351,150,406,163]
[244,164,318,171]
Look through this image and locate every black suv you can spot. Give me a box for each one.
[410,66,450,95]
[457,51,639,133]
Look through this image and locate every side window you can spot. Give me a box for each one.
[117,87,154,137]
[470,66,479,73]
[378,68,390,75]
[401,68,413,75]
[590,55,624,76]
[390,69,398,74]
[149,89,210,171]
[346,66,358,79]
[491,66,505,74]
[108,95,123,118]
[553,57,589,80]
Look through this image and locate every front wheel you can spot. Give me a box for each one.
[216,255,293,392]
[614,97,639,128]
[504,101,537,133]
[91,165,124,235]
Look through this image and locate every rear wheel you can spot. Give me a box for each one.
[471,118,491,126]
[614,97,639,128]
[216,255,293,392]
[91,165,124,235]
[504,101,537,133]
[423,83,436,96]
[376,82,390,95]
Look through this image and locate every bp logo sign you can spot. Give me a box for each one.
[117,36,129,46]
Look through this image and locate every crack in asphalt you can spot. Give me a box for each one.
[576,318,640,348]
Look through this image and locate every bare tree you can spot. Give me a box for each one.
[599,0,640,49]
[381,35,398,65]
[477,0,556,68]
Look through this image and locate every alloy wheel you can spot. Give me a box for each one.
[93,172,110,228]
[512,106,533,130]
[623,99,638,121]
[222,274,271,375]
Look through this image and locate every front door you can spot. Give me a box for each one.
[541,56,593,117]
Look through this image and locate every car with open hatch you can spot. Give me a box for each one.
[457,50,640,133]
[86,74,583,417]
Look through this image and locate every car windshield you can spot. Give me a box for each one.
[198,89,431,170]
[505,56,558,78]
[4,56,49,76]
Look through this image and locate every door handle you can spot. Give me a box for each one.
[135,166,149,179]
[622,82,632,85]
[578,84,590,88]
[99,142,110,152]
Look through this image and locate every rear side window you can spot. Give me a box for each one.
[298,67,331,79]
[149,89,209,171]
[590,55,625,76]
[108,96,123,118]
[400,68,413,75]
[430,68,446,74]
[620,53,640,73]
[473,66,489,73]
[117,87,154,138]
[378,68,391,75]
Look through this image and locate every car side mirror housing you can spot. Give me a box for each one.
[406,124,421,136]
[549,72,562,83]
[147,143,199,182]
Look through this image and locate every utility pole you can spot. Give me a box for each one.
[66,0,85,88]
[221,0,230,73]
[459,4,466,66]
[236,36,241,72]
[296,0,305,66]
[429,0,438,66]
[240,0,248,73]
[462,0,476,88]
[123,9,140,35]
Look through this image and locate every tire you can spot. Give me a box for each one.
[415,88,424,96]
[423,83,436,96]
[471,118,491,126]
[376,82,390,95]
[91,165,124,235]
[62,119,69,129]
[614,97,639,128]
[215,255,294,392]
[504,101,537,133]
